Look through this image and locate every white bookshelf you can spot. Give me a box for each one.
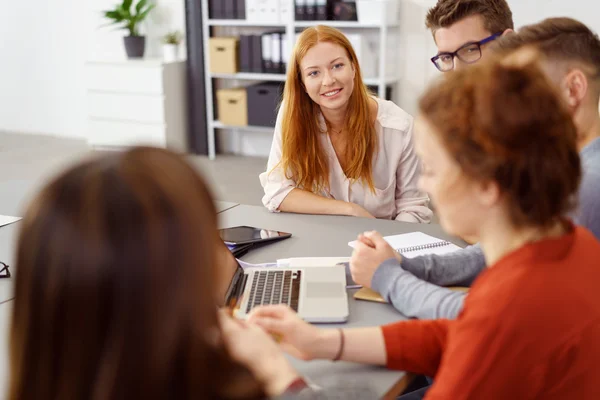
[212,120,275,133]
[207,19,287,27]
[202,0,401,159]
[210,72,399,86]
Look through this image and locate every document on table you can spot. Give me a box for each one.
[0,215,21,228]
[349,231,461,257]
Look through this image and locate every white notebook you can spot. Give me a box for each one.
[348,232,462,258]
[0,215,21,228]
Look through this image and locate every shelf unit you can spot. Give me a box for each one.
[201,0,400,159]
[210,72,398,86]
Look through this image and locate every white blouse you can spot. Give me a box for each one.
[259,97,432,223]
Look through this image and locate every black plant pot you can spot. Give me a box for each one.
[124,36,146,58]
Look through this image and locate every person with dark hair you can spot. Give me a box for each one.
[426,0,514,72]
[7,147,375,400]
[349,17,600,321]
[250,58,600,399]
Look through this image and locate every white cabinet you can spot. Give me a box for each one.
[85,59,188,152]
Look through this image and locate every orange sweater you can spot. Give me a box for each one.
[382,225,600,399]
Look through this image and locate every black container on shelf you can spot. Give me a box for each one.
[331,0,357,21]
[247,83,284,127]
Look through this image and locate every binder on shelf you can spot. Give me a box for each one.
[236,0,246,19]
[209,0,223,19]
[306,0,316,21]
[295,0,307,21]
[261,34,273,73]
[282,33,292,72]
[239,35,253,72]
[271,32,283,74]
[251,35,264,73]
[316,0,328,20]
[223,0,236,19]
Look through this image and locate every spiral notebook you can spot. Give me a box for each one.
[348,232,464,303]
[348,232,462,258]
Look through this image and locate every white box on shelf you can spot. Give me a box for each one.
[257,0,280,24]
[343,32,378,81]
[356,0,399,25]
[279,0,292,23]
[246,0,260,22]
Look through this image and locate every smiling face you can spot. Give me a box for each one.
[434,15,495,71]
[299,41,356,113]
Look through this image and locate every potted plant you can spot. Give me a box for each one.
[103,0,155,59]
[162,31,183,62]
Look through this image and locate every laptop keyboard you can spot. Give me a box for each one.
[246,270,301,314]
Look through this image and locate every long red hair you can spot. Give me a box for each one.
[279,25,377,193]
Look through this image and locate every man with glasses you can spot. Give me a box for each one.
[426,0,514,71]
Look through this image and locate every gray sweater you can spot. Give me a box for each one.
[372,137,600,320]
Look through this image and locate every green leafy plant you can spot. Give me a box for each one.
[103,0,155,37]
[162,30,183,45]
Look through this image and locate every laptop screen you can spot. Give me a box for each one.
[222,258,245,310]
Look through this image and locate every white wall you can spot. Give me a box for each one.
[0,0,186,139]
[0,0,88,139]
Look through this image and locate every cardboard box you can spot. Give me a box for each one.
[217,88,248,126]
[209,37,239,74]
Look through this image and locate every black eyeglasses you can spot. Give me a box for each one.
[431,33,501,72]
[0,262,10,278]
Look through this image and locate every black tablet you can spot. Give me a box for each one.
[219,225,292,246]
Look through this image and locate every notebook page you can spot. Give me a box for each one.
[0,215,21,228]
[348,231,461,257]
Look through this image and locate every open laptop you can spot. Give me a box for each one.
[223,261,349,323]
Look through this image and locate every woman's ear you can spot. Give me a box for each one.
[478,179,502,208]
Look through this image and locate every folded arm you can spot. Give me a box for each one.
[372,259,467,319]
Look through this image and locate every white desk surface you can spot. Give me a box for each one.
[214,200,239,214]
[219,204,466,398]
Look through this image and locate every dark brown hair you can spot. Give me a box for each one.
[9,147,265,400]
[495,18,600,86]
[419,59,581,228]
[426,0,514,36]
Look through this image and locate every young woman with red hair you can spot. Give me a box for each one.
[259,25,432,223]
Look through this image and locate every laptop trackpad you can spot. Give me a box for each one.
[306,282,344,298]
